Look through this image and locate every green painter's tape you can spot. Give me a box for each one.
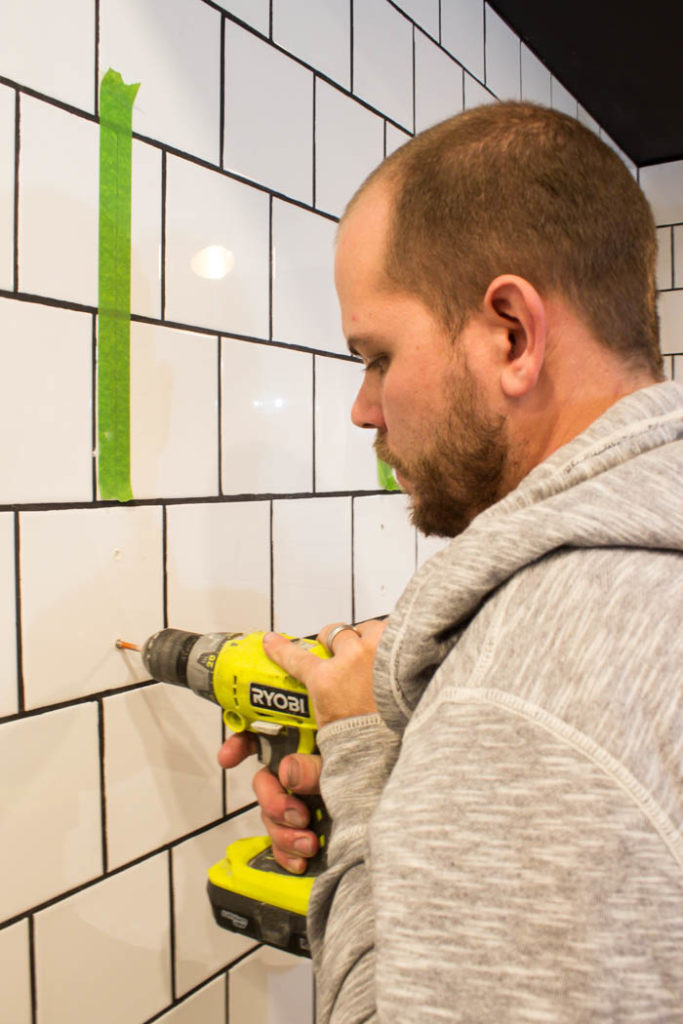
[97,69,140,501]
[377,458,400,492]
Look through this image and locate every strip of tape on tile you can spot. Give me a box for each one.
[97,68,140,501]
[377,458,400,492]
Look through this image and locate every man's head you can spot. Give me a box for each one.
[346,101,662,381]
[336,102,662,537]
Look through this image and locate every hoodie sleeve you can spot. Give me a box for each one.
[306,713,400,1024]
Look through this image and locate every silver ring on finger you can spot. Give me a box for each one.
[326,623,359,654]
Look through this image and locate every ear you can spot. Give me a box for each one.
[481,275,547,399]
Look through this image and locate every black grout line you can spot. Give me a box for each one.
[28,914,37,1024]
[350,495,356,624]
[160,150,167,321]
[438,0,442,45]
[349,0,354,95]
[168,850,177,1001]
[217,336,224,496]
[13,89,20,292]
[162,505,168,629]
[312,356,317,493]
[94,0,100,117]
[91,313,98,501]
[219,14,226,172]
[268,194,274,342]
[483,0,487,87]
[269,0,274,41]
[97,698,109,874]
[671,226,676,289]
[13,511,24,714]
[269,500,275,631]
[312,76,317,210]
[411,24,416,135]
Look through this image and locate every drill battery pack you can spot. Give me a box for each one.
[208,837,315,957]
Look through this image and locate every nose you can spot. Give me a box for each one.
[351,374,386,431]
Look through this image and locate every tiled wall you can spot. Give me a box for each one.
[0,2,674,1023]
[640,160,683,378]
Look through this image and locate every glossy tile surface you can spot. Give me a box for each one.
[551,77,578,117]
[272,497,352,635]
[156,978,226,1024]
[129,322,218,499]
[353,0,414,129]
[521,44,551,105]
[0,704,101,920]
[639,160,683,224]
[464,73,496,109]
[172,812,261,995]
[130,140,163,319]
[166,500,271,633]
[99,0,221,164]
[20,507,163,708]
[658,290,683,355]
[656,227,673,290]
[165,155,270,338]
[484,3,520,99]
[0,298,92,504]
[415,29,464,132]
[441,0,485,82]
[221,339,313,494]
[213,0,270,34]
[104,684,223,869]
[224,22,313,203]
[0,0,94,111]
[273,0,351,88]
[18,96,98,305]
[395,0,440,37]
[34,855,171,1024]
[0,920,31,1024]
[0,85,14,290]
[353,494,416,622]
[386,122,412,156]
[674,225,683,288]
[272,199,345,354]
[315,80,385,217]
[314,356,379,492]
[229,946,314,1024]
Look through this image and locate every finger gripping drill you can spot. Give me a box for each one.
[141,627,330,957]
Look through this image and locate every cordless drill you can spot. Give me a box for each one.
[140,627,329,957]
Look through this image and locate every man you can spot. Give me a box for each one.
[220,102,683,1021]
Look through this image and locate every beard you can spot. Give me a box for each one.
[374,361,508,538]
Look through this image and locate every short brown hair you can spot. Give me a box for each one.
[352,102,662,378]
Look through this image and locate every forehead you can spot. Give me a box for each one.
[334,182,394,297]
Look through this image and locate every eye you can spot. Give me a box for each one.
[363,355,388,375]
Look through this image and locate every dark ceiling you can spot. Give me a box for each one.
[487,0,683,167]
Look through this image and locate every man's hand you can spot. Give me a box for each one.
[217,618,386,872]
[218,734,322,873]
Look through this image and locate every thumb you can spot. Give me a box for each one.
[279,753,322,794]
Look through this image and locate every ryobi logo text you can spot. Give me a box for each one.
[249,683,309,719]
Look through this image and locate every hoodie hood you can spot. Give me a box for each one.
[373,381,683,732]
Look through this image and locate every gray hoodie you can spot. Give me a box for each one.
[309,381,683,1023]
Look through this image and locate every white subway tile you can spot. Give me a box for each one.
[18,97,98,305]
[20,506,163,709]
[0,920,32,1024]
[156,977,226,1024]
[131,140,162,320]
[228,945,314,1024]
[656,226,673,291]
[273,0,351,89]
[99,0,221,164]
[673,355,682,381]
[166,500,271,634]
[165,155,270,339]
[272,199,345,354]
[129,322,218,500]
[551,77,577,118]
[393,0,440,38]
[484,4,520,100]
[104,683,223,869]
[663,356,674,380]
[214,0,270,34]
[0,299,92,504]
[315,80,384,218]
[0,704,101,920]
[577,104,601,136]
[0,85,14,291]
[520,45,550,106]
[417,531,450,567]
[441,0,484,82]
[386,122,412,156]
[673,225,683,288]
[640,160,683,225]
[353,494,415,621]
[224,23,313,204]
[353,0,414,129]
[415,29,464,133]
[226,752,260,814]
[464,73,496,110]
[221,339,313,494]
[173,812,261,995]
[34,855,171,1024]
[0,513,16,717]
[272,497,352,635]
[658,289,683,355]
[0,0,94,112]
[315,356,379,492]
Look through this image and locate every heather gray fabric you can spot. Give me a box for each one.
[308,381,683,1023]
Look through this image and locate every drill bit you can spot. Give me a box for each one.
[115,639,142,652]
